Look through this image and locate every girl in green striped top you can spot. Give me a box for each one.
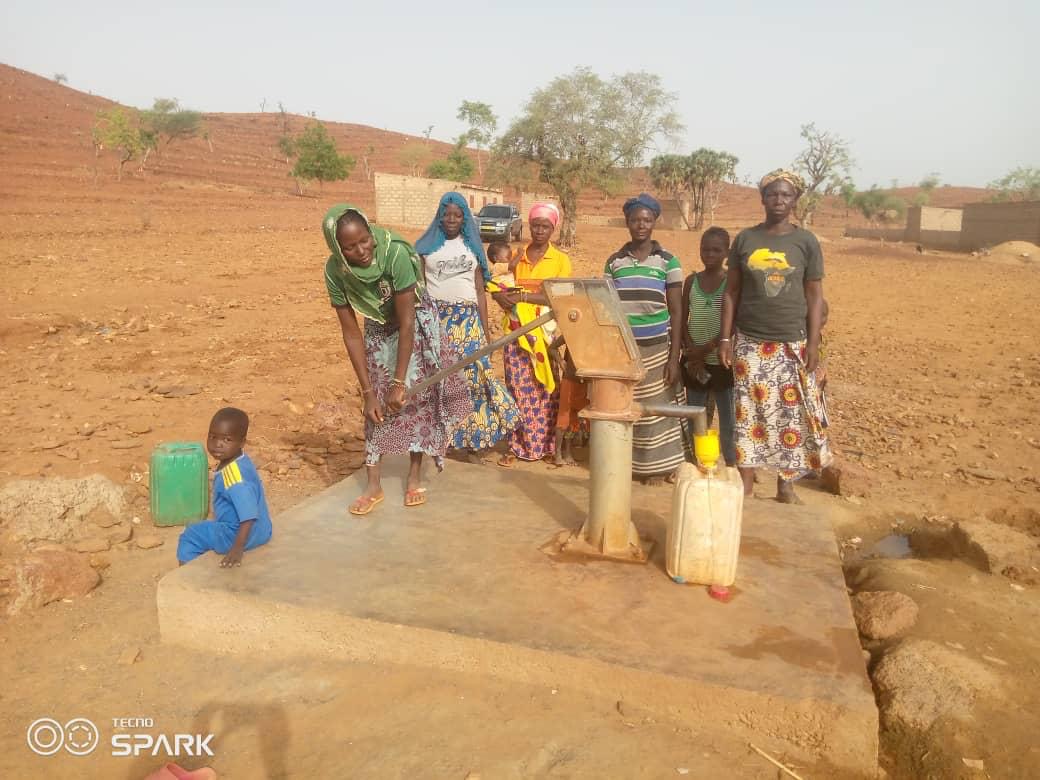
[681,227,737,466]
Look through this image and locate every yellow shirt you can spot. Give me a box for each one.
[514,243,572,291]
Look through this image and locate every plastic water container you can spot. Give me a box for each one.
[150,442,209,527]
[666,462,744,586]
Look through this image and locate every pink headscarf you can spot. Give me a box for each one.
[528,202,560,227]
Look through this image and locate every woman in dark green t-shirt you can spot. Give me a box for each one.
[322,204,472,515]
[718,171,832,503]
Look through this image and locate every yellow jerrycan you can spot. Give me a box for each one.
[666,432,744,586]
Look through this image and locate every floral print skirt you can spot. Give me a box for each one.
[436,302,520,451]
[363,296,473,469]
[732,335,832,481]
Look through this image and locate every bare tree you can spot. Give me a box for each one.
[792,122,854,225]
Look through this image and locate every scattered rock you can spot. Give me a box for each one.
[72,537,110,553]
[88,506,121,528]
[55,447,80,460]
[872,639,1001,732]
[960,467,1006,481]
[301,452,325,466]
[0,476,126,543]
[107,524,133,545]
[0,550,101,615]
[852,591,919,640]
[155,385,201,399]
[128,423,152,435]
[134,533,163,550]
[962,757,985,771]
[952,519,1040,582]
[110,440,142,450]
[117,646,141,665]
[88,554,111,571]
[37,439,67,450]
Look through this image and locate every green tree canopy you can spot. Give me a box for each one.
[494,67,682,246]
[793,122,855,225]
[988,167,1040,202]
[853,186,907,228]
[457,101,498,176]
[291,122,355,191]
[141,98,202,155]
[427,135,475,181]
[94,108,146,181]
[649,149,738,229]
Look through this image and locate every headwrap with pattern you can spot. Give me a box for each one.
[758,169,806,196]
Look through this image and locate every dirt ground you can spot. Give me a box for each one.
[2,65,1039,778]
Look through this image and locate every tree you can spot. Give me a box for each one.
[838,178,857,218]
[277,135,296,165]
[94,108,146,181]
[53,73,68,85]
[792,122,854,225]
[291,122,354,192]
[400,142,433,177]
[648,149,738,230]
[913,173,941,206]
[649,154,693,228]
[141,98,202,157]
[687,148,738,228]
[495,67,682,246]
[457,101,498,177]
[988,167,1040,202]
[427,135,475,181]
[853,186,907,229]
[361,144,376,181]
[276,135,302,194]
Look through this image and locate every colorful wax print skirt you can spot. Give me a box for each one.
[732,335,832,481]
[436,301,520,451]
[363,296,472,468]
[503,340,558,460]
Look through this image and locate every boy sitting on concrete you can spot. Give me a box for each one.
[177,407,273,568]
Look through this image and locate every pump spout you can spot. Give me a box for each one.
[633,402,708,437]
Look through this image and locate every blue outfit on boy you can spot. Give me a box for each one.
[176,453,273,563]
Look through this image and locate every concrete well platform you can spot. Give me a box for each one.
[158,458,878,775]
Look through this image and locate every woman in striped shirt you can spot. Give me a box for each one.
[605,193,689,482]
[681,227,737,466]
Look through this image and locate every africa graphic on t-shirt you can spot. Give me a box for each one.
[748,248,797,297]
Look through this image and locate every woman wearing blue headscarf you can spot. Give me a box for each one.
[604,193,690,483]
[416,192,520,461]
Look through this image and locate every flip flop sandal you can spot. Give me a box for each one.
[404,487,427,507]
[349,494,384,516]
[497,454,517,468]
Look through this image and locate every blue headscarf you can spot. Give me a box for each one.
[414,192,491,283]
[622,192,662,219]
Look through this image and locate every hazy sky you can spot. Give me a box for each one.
[2,0,1036,187]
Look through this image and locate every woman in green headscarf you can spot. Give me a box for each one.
[323,205,472,515]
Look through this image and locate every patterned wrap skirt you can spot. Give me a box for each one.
[363,295,473,468]
[632,335,689,477]
[503,340,558,460]
[436,301,520,451]
[732,335,832,480]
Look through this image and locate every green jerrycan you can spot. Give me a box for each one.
[150,442,209,527]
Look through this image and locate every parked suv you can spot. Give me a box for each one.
[475,204,522,242]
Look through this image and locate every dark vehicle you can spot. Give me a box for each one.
[476,204,522,243]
